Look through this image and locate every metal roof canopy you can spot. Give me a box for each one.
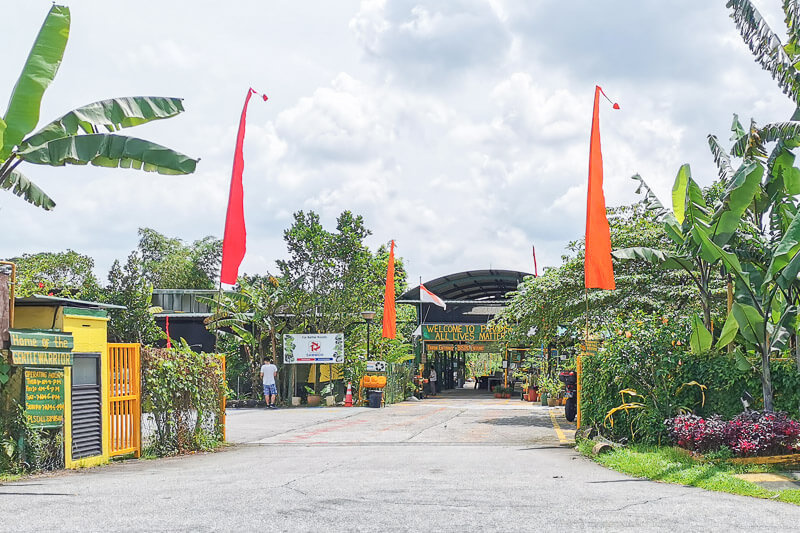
[398,269,531,302]
[15,294,126,310]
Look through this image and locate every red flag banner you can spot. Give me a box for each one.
[220,88,268,285]
[382,240,396,339]
[584,85,618,290]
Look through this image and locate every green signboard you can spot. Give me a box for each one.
[24,367,65,428]
[422,324,510,343]
[9,329,73,366]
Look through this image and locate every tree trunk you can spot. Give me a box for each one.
[761,345,774,412]
[796,334,800,373]
[246,346,261,400]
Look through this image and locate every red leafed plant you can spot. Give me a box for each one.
[666,411,800,457]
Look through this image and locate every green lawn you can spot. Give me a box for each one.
[577,440,800,505]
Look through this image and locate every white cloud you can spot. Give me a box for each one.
[2,0,799,290]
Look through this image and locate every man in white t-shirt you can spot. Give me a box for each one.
[260,357,279,409]
[429,366,437,396]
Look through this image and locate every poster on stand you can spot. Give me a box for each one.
[283,333,344,364]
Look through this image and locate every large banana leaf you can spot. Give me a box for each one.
[611,247,695,271]
[786,0,800,48]
[769,305,797,352]
[672,164,710,229]
[731,121,800,157]
[710,160,763,245]
[630,174,683,244]
[1,5,70,160]
[767,146,800,200]
[731,302,766,346]
[17,134,198,175]
[715,311,739,349]
[765,209,800,289]
[707,134,734,183]
[689,313,712,354]
[691,225,751,293]
[727,0,800,105]
[0,167,55,210]
[20,96,186,150]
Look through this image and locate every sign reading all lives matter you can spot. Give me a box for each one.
[283,333,344,364]
[24,367,65,428]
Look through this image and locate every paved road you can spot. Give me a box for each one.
[2,390,800,531]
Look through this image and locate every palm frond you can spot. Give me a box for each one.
[727,0,800,104]
[784,0,800,47]
[707,134,735,183]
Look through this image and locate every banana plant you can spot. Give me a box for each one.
[613,158,762,338]
[727,0,800,109]
[0,5,197,210]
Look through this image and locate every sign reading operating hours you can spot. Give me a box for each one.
[24,368,65,428]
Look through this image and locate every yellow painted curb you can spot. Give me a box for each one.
[549,410,570,444]
[734,473,793,482]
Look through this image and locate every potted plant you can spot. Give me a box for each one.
[321,383,336,407]
[304,385,322,406]
[493,385,503,398]
[539,375,562,407]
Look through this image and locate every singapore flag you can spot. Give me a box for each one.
[420,284,446,310]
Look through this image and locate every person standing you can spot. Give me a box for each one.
[429,366,437,396]
[260,357,279,409]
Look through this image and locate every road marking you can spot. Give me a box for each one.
[734,473,793,482]
[549,410,570,444]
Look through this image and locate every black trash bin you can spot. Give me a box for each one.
[368,391,382,408]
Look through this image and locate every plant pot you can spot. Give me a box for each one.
[494,393,501,398]
[325,395,336,407]
[291,396,301,407]
[548,398,557,407]
[503,393,511,398]
[307,394,322,407]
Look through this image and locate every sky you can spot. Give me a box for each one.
[1,1,795,288]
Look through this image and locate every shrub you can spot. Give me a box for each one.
[581,312,800,444]
[142,340,228,456]
[666,411,800,457]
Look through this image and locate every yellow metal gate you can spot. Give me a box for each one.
[108,343,141,457]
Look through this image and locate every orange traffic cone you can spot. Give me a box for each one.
[345,382,353,407]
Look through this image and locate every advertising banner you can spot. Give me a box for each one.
[283,333,344,364]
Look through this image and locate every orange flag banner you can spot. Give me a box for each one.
[382,240,396,339]
[584,85,618,290]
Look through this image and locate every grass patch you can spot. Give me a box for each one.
[579,440,800,504]
[0,473,22,482]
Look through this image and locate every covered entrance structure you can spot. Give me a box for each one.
[397,269,531,394]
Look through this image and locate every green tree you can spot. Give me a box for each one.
[136,228,222,289]
[277,210,386,334]
[7,250,100,299]
[498,203,700,348]
[104,253,161,344]
[0,5,197,210]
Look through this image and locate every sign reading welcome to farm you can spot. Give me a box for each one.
[421,324,510,343]
[9,329,74,366]
[283,333,344,364]
[24,367,65,428]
